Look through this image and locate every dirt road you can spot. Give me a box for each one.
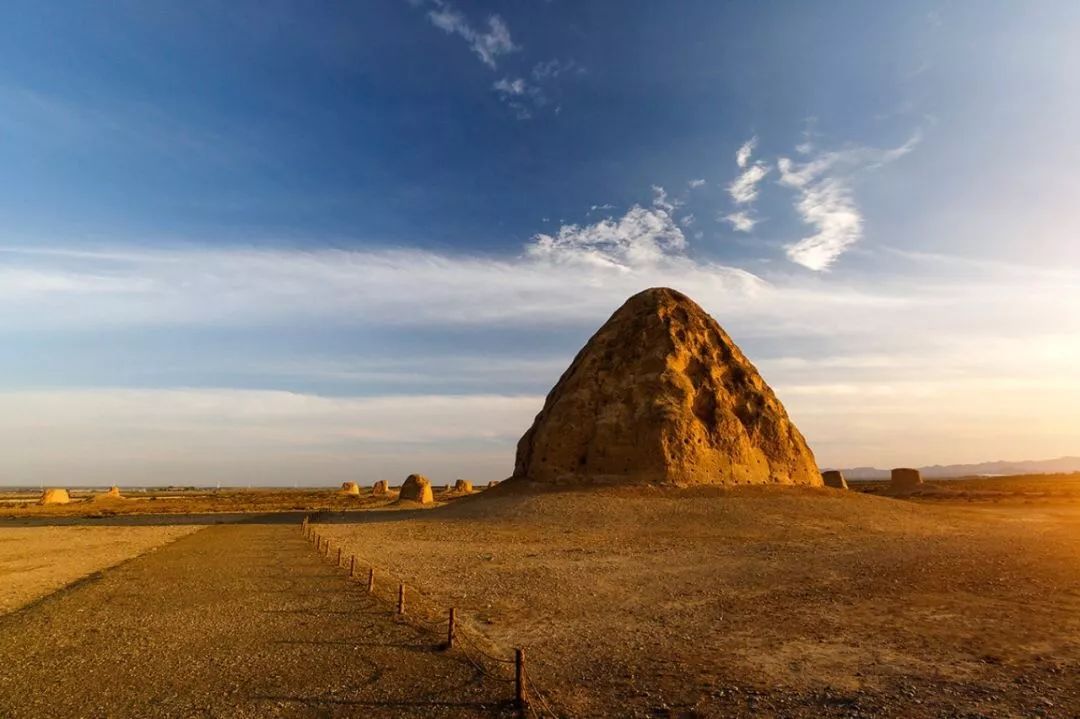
[0,518,515,718]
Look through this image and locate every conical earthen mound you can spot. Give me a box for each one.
[513,288,821,487]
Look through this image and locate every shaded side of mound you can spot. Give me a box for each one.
[822,471,848,489]
[513,287,820,487]
[890,468,924,491]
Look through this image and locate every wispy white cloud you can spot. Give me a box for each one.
[736,136,757,169]
[722,135,768,232]
[531,59,582,81]
[650,184,682,213]
[0,199,765,330]
[492,76,544,119]
[728,162,769,205]
[688,178,706,189]
[4,220,1080,476]
[425,1,517,68]
[722,211,758,233]
[492,77,526,96]
[778,133,920,271]
[416,3,580,120]
[527,201,691,271]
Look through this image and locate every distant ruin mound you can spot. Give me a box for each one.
[340,482,361,496]
[399,474,434,504]
[39,488,71,505]
[453,479,473,494]
[512,287,820,487]
[890,468,923,491]
[487,480,500,489]
[87,486,124,502]
[371,480,389,496]
[822,471,848,490]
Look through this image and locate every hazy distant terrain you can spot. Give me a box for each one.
[836,456,1080,480]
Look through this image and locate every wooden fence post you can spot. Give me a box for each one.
[368,567,375,593]
[447,608,456,648]
[336,547,342,566]
[397,583,405,615]
[350,555,356,578]
[515,648,526,709]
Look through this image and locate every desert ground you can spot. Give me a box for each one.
[0,486,402,518]
[0,524,201,613]
[1,476,1079,717]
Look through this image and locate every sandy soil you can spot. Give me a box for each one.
[0,486,480,518]
[315,484,1080,718]
[0,525,201,614]
[0,523,513,719]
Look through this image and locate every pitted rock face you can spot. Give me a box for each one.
[513,287,821,486]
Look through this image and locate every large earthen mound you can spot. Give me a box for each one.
[513,288,820,487]
[39,488,71,505]
[371,480,390,496]
[340,482,361,496]
[890,468,923,491]
[399,474,434,504]
[453,479,473,494]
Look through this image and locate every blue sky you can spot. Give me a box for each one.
[2,1,1079,485]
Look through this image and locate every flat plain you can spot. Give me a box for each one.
[0,524,201,613]
[2,476,1079,718]
[316,479,1080,718]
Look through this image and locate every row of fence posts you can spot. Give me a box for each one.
[300,515,529,712]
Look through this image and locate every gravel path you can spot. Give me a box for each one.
[0,519,516,718]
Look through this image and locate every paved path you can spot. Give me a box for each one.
[0,519,516,718]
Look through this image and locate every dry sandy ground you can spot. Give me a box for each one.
[0,521,514,718]
[0,486,479,518]
[315,485,1080,718]
[0,525,201,614]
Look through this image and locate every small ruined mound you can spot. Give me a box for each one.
[453,479,473,494]
[371,480,390,496]
[890,468,923,491]
[39,488,71,505]
[822,471,848,490]
[398,474,434,504]
[340,481,361,496]
[87,486,124,502]
[487,480,500,489]
[513,287,820,487]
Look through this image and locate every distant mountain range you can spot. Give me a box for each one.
[835,456,1080,480]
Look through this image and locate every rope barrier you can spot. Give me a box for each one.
[302,518,562,712]
[454,626,516,665]
[524,670,562,718]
